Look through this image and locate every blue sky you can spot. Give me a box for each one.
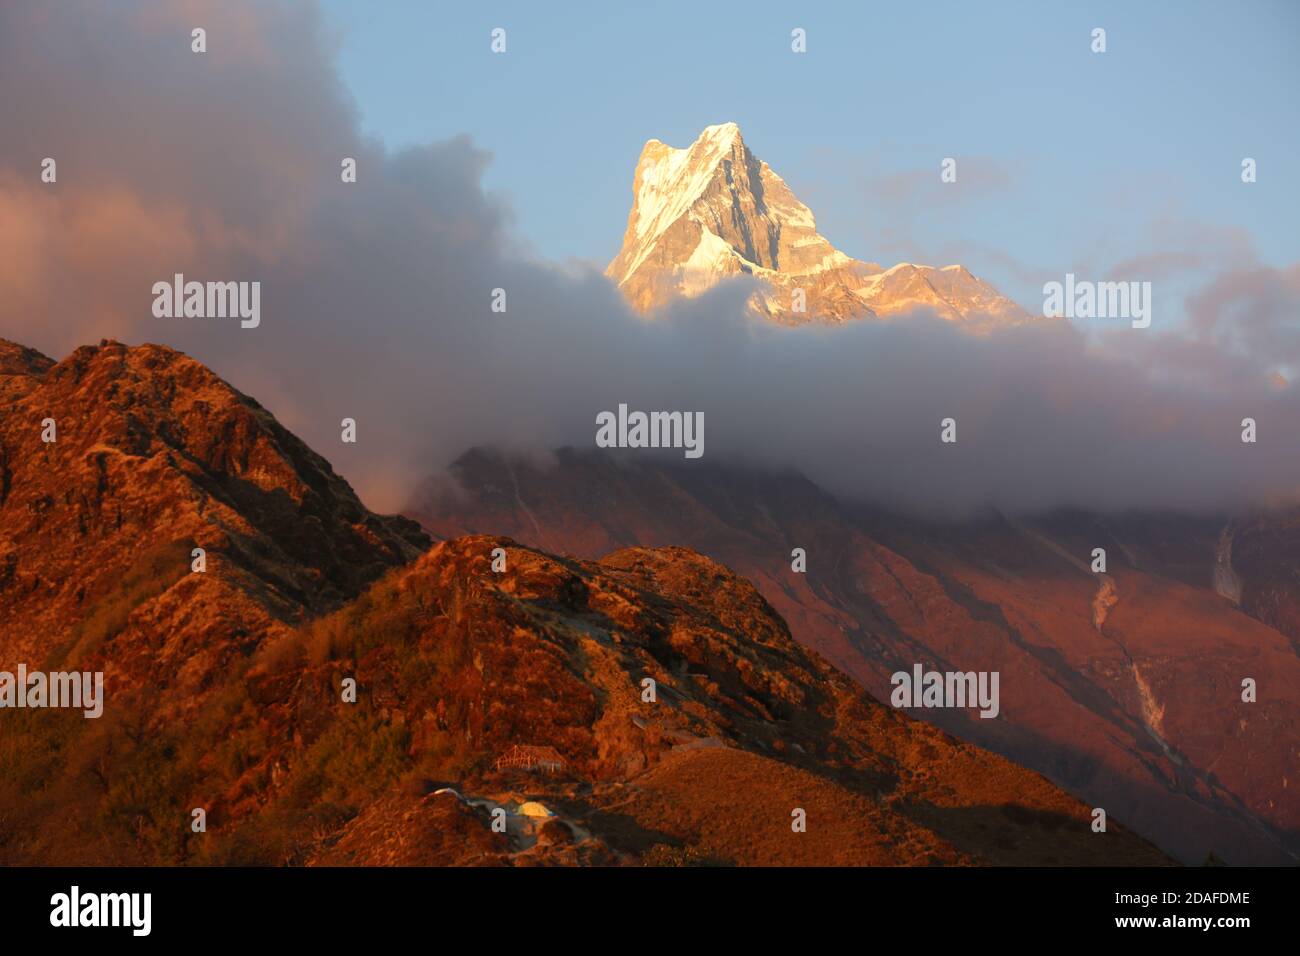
[320,0,1300,314]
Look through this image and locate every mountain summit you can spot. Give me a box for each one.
[606,123,1027,328]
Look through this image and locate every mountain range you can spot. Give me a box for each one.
[2,128,1291,869]
[0,338,1167,866]
[404,127,1299,864]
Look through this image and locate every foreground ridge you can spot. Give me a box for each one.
[0,340,1164,866]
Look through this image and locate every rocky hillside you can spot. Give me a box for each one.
[0,340,1166,866]
[411,447,1300,864]
[0,339,427,684]
[605,122,1028,328]
[289,535,1170,867]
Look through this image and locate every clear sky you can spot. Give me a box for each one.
[320,0,1297,315]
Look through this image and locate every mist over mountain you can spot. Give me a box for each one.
[2,0,1299,518]
[0,338,1173,867]
[3,0,1299,885]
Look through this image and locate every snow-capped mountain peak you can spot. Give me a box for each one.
[606,123,1029,329]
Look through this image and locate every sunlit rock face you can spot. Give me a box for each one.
[606,122,1028,330]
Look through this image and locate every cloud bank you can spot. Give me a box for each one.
[2,0,1297,517]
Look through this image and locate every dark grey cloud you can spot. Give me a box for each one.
[2,0,1297,517]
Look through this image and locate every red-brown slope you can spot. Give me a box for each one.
[289,535,1167,867]
[0,340,1165,867]
[0,338,428,686]
[409,448,1300,864]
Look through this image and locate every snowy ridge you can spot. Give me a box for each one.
[606,123,1030,330]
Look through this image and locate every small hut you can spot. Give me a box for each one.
[495,744,567,775]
